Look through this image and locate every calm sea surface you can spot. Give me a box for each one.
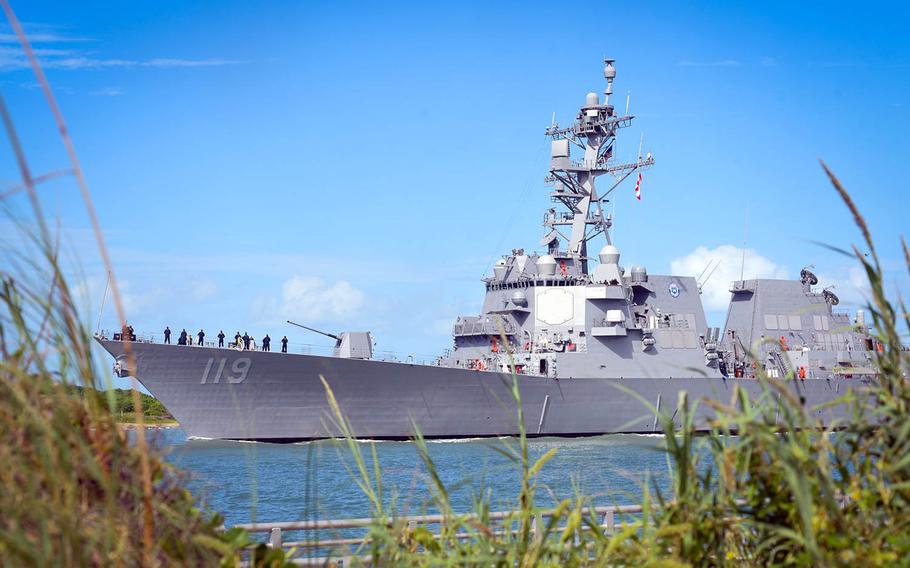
[152,429,676,527]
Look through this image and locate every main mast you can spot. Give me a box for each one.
[542,59,654,274]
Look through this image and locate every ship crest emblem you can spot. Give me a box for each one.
[668,282,681,298]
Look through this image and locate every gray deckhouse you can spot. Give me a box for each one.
[447,60,877,382]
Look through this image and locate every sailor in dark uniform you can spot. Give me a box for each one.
[197,329,205,346]
[164,326,171,344]
[218,330,225,348]
[281,336,288,353]
[179,329,187,345]
[242,332,250,350]
[262,334,271,352]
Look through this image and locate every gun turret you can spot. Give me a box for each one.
[286,320,340,341]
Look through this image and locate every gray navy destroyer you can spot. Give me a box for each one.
[97,60,878,441]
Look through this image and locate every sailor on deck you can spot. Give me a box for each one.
[218,330,225,348]
[164,326,171,344]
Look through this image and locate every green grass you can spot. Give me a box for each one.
[0,216,287,566]
[66,386,175,422]
[316,163,910,566]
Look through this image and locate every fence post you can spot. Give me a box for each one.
[269,527,282,549]
[602,510,615,534]
[531,512,543,543]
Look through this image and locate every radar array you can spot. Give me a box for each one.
[542,59,654,274]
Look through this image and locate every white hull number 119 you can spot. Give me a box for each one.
[200,357,251,384]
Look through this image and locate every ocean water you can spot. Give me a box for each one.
[152,428,676,529]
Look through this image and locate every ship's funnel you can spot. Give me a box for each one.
[537,254,557,276]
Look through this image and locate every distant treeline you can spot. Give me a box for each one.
[70,386,173,420]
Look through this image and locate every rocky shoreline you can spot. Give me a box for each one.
[116,421,180,430]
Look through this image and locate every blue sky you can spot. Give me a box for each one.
[1,1,908,386]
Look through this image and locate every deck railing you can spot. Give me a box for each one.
[232,503,644,565]
[96,330,443,367]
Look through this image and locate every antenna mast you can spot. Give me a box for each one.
[543,59,654,274]
[740,204,749,281]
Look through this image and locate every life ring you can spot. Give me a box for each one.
[523,342,530,350]
[798,366,807,379]
[476,360,486,371]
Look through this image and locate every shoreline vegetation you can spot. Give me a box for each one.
[70,386,177,425]
[0,15,906,561]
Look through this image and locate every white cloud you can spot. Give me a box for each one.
[254,276,365,324]
[142,58,240,68]
[0,32,94,44]
[815,265,871,308]
[189,278,218,301]
[670,244,788,311]
[0,24,240,71]
[71,276,156,322]
[8,56,241,70]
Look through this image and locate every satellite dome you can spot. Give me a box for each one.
[598,244,620,264]
[511,290,528,306]
[630,265,648,283]
[537,254,557,276]
[585,92,599,107]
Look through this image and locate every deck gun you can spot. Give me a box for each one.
[286,320,340,340]
[286,320,373,360]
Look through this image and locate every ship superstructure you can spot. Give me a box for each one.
[445,60,715,380]
[96,60,878,441]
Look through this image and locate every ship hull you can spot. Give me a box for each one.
[99,340,864,441]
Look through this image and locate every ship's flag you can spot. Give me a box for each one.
[634,171,642,201]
